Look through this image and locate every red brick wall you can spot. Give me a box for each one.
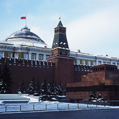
[56,57,74,87]
[66,91,119,100]
[48,48,74,89]
[0,58,54,93]
[66,64,119,100]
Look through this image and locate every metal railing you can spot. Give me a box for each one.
[0,103,114,113]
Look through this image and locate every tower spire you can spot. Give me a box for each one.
[57,18,63,27]
[59,17,61,21]
[52,20,69,49]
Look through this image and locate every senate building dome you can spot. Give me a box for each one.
[6,26,46,45]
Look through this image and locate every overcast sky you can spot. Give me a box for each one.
[0,0,119,57]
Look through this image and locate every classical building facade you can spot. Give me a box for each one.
[0,26,51,61]
[0,22,119,68]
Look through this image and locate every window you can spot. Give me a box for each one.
[0,52,4,57]
[60,51,62,55]
[117,64,119,69]
[14,53,18,59]
[98,61,101,65]
[77,59,80,65]
[88,61,90,66]
[112,62,115,65]
[39,55,43,60]
[46,55,50,60]
[82,60,85,65]
[93,61,95,66]
[31,54,36,60]
[8,52,12,58]
[65,52,67,56]
[24,53,28,60]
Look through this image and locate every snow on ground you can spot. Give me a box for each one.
[0,95,119,113]
[0,101,3,104]
[22,95,39,103]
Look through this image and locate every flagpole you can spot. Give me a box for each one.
[21,16,27,27]
[25,15,27,27]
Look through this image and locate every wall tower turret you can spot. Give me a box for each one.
[52,19,69,49]
[48,20,74,88]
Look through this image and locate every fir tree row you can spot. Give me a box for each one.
[18,78,64,97]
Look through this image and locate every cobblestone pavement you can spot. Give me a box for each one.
[0,109,119,119]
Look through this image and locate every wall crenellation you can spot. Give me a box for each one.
[74,65,92,72]
[0,57,92,71]
[0,57,55,68]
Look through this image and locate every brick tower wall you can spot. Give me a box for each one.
[47,48,75,89]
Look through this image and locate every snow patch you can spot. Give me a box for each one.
[0,101,3,104]
[22,95,39,103]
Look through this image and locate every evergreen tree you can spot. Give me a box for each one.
[27,77,36,94]
[34,80,40,95]
[58,82,64,95]
[40,79,47,95]
[18,80,25,94]
[0,78,5,94]
[50,81,57,95]
[0,68,3,93]
[40,80,65,101]
[0,68,5,93]
[1,64,12,93]
[47,82,51,95]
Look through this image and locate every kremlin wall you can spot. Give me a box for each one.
[0,57,54,93]
[0,20,119,101]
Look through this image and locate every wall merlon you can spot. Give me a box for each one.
[0,57,55,69]
[74,65,92,72]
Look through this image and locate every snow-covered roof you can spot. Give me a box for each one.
[5,26,47,46]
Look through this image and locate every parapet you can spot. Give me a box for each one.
[74,65,92,72]
[0,57,55,68]
[93,64,117,72]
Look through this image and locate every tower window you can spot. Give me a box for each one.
[60,51,62,55]
[60,42,63,47]
[65,52,67,56]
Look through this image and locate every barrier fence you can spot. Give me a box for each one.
[0,103,114,113]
